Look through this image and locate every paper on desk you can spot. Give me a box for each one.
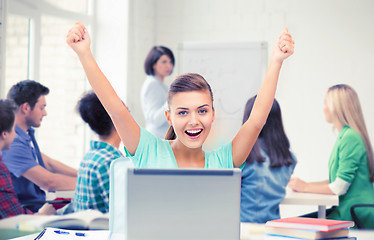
[240,223,265,240]
[34,227,110,240]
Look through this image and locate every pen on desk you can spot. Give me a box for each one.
[54,230,70,234]
[54,229,86,237]
[34,228,46,240]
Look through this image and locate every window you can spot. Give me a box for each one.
[4,15,29,90]
[44,0,89,14]
[2,0,94,168]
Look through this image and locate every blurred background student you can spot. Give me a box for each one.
[0,99,55,219]
[240,96,296,223]
[288,84,374,229]
[141,46,175,138]
[74,92,124,213]
[2,80,77,212]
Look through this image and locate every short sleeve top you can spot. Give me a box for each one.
[124,127,234,169]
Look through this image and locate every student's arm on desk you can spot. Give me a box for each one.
[41,153,77,177]
[23,166,77,191]
[288,177,335,195]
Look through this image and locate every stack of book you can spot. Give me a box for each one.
[265,217,355,240]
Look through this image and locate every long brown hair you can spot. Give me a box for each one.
[326,84,374,182]
[164,73,213,140]
[243,96,295,167]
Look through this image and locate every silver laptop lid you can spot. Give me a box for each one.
[125,168,241,240]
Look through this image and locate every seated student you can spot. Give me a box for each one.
[288,84,374,228]
[0,99,55,219]
[2,80,77,212]
[73,92,124,213]
[240,96,296,223]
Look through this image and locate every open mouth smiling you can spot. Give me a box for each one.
[185,129,203,137]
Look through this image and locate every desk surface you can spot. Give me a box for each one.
[281,188,339,206]
[0,190,345,240]
[46,190,75,200]
[9,224,374,240]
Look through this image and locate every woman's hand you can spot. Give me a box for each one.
[271,28,295,63]
[288,177,308,192]
[66,21,91,57]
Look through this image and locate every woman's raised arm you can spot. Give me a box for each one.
[66,21,140,154]
[232,29,295,168]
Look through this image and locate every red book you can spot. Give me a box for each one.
[265,217,354,232]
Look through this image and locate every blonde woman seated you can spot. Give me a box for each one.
[288,84,374,229]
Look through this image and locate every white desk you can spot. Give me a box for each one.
[9,233,39,240]
[46,190,75,200]
[280,188,339,218]
[55,191,75,198]
[10,225,374,240]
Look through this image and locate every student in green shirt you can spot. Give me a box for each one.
[289,84,374,229]
[66,22,294,170]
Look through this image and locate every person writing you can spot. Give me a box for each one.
[240,96,296,223]
[141,46,175,138]
[66,21,294,169]
[288,84,374,228]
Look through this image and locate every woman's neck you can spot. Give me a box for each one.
[333,120,344,132]
[170,140,205,168]
[154,74,164,82]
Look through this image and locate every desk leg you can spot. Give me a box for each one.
[318,205,326,218]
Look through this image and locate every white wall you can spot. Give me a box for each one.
[125,0,156,122]
[95,0,129,101]
[99,0,374,216]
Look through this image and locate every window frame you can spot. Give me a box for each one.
[0,0,95,97]
[0,0,97,165]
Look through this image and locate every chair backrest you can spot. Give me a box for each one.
[350,204,374,229]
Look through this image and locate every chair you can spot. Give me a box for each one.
[350,204,374,229]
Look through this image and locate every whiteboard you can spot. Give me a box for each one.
[178,42,268,150]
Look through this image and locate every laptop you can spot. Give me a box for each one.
[109,157,241,240]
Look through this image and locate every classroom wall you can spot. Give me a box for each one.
[98,0,374,216]
[95,0,129,101]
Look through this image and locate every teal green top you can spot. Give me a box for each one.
[125,127,234,169]
[327,125,374,228]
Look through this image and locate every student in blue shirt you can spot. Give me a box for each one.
[66,22,294,169]
[240,96,296,223]
[2,80,77,212]
[0,99,55,218]
[141,46,175,139]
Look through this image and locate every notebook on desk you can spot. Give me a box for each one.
[109,157,241,240]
